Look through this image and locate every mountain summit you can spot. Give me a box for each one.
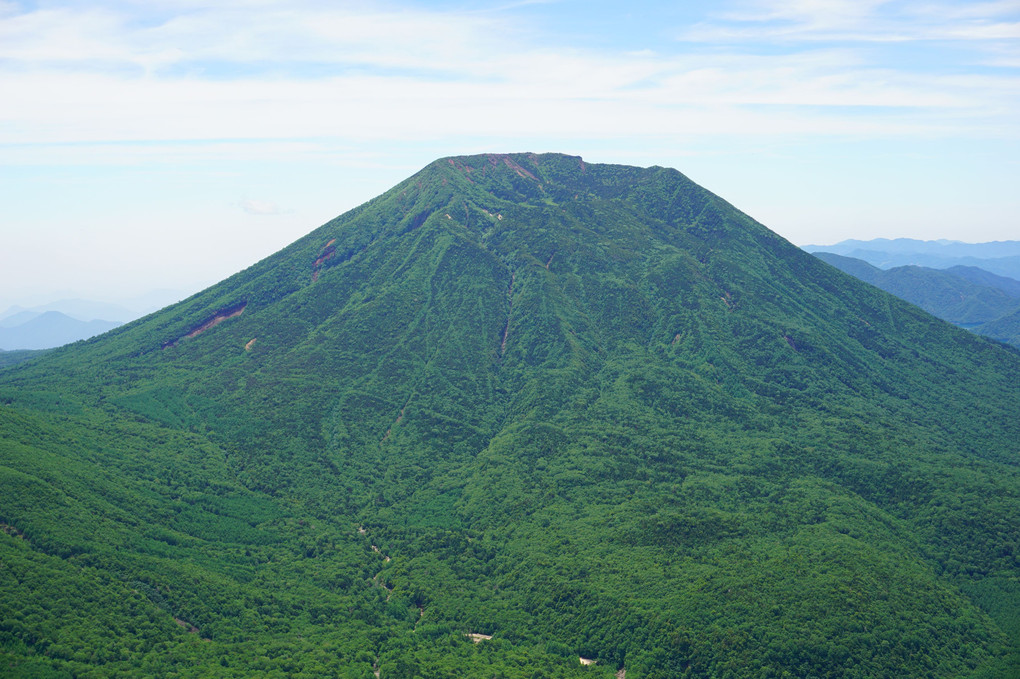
[2,153,1019,677]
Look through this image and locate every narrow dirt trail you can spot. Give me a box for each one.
[359,527,393,601]
[371,545,391,563]
[369,543,392,599]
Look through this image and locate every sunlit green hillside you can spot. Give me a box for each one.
[812,251,1020,348]
[2,153,1019,678]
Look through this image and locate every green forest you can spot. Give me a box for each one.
[1,153,1019,677]
[811,252,1020,348]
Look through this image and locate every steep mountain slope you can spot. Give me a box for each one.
[0,349,46,369]
[945,265,1020,298]
[813,252,1020,326]
[978,307,1020,348]
[2,153,1019,678]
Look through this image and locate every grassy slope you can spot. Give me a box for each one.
[2,153,1019,677]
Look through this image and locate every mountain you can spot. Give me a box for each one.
[0,291,195,351]
[803,238,1020,259]
[0,289,191,329]
[0,309,41,328]
[978,307,1020,348]
[0,300,136,325]
[2,153,1020,678]
[812,252,1020,329]
[0,310,123,350]
[945,266,1020,299]
[801,239,1020,281]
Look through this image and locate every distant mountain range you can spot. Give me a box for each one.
[0,290,189,351]
[0,311,122,351]
[804,238,1020,258]
[802,238,1020,281]
[809,242,1020,349]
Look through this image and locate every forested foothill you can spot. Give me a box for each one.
[812,252,1020,349]
[2,153,1019,677]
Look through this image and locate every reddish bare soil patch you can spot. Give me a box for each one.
[314,250,337,268]
[185,304,246,339]
[163,302,246,348]
[500,155,538,180]
[447,158,476,182]
[174,618,200,634]
[312,239,339,282]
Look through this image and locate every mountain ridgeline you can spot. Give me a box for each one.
[811,252,1020,348]
[2,153,1019,677]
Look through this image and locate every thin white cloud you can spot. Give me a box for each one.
[689,0,1020,43]
[0,3,505,75]
[718,0,892,30]
[1,61,1000,151]
[907,1,1020,21]
[0,0,1017,154]
[240,198,288,215]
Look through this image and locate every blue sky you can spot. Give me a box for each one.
[2,0,1019,309]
